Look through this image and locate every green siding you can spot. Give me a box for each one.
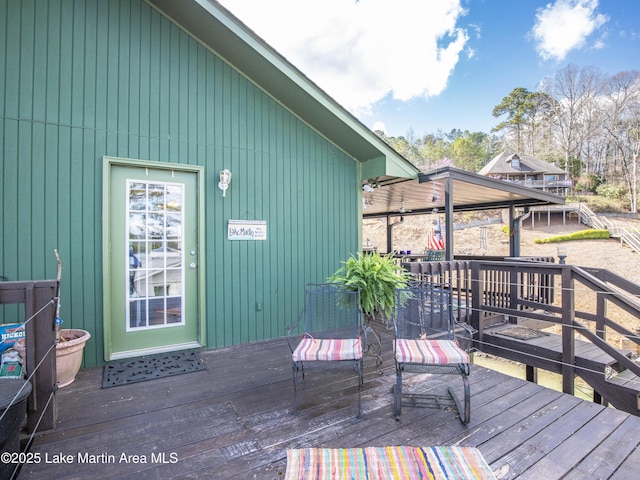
[0,0,360,367]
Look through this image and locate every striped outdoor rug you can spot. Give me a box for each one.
[284,446,496,480]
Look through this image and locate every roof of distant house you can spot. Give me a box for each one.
[478,152,566,176]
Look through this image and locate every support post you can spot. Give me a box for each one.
[444,176,454,261]
[526,365,538,383]
[561,266,575,395]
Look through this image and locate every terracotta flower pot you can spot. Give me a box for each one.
[15,328,91,388]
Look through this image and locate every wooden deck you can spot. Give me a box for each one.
[19,326,640,479]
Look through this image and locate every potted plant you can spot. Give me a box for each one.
[328,252,411,324]
[14,250,90,388]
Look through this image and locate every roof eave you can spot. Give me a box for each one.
[146,0,418,179]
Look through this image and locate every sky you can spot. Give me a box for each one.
[217,0,640,137]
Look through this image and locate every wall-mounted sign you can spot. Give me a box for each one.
[227,220,267,241]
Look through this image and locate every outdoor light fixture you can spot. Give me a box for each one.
[363,183,374,192]
[218,169,232,197]
[557,246,567,264]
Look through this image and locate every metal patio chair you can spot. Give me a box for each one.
[287,283,364,417]
[393,285,471,423]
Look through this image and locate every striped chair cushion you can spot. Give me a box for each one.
[292,335,362,362]
[395,338,470,365]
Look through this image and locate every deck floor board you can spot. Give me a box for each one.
[19,330,640,479]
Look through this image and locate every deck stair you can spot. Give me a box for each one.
[578,203,640,255]
[474,261,640,416]
[619,227,640,254]
[577,203,613,230]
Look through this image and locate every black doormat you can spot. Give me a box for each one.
[102,349,206,388]
[496,326,549,340]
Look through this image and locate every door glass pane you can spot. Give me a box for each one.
[126,180,184,331]
[148,184,165,211]
[166,185,183,212]
[129,182,147,210]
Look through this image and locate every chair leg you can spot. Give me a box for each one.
[395,366,402,420]
[357,359,363,418]
[292,361,298,416]
[447,373,471,424]
[462,373,470,424]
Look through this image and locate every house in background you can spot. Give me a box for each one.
[478,152,572,195]
[0,0,417,367]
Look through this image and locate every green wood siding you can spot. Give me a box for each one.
[0,0,360,367]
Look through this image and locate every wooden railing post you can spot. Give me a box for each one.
[471,262,482,343]
[509,265,518,323]
[3,280,58,433]
[561,266,575,395]
[594,269,607,342]
[33,283,57,432]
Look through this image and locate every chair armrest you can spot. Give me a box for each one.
[453,320,477,353]
[455,320,477,336]
[360,323,369,345]
[285,309,305,353]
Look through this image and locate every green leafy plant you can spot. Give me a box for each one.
[575,174,600,193]
[534,229,610,244]
[596,183,628,200]
[328,252,411,321]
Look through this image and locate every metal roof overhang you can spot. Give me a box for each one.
[362,167,565,218]
[363,167,565,259]
[146,0,418,181]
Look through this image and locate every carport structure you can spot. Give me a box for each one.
[361,166,566,258]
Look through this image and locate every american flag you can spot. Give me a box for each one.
[428,217,445,250]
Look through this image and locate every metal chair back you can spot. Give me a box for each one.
[303,283,361,339]
[394,286,452,341]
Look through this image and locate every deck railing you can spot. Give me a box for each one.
[403,258,640,408]
[0,280,58,433]
[403,256,555,324]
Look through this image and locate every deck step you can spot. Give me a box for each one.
[579,367,640,414]
[608,367,640,390]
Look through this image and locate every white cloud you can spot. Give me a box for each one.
[531,0,608,61]
[217,0,469,115]
[371,121,387,134]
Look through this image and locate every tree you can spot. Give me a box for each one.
[541,64,604,176]
[373,63,639,212]
[599,70,640,212]
[491,87,534,153]
[450,131,491,171]
[524,91,556,156]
